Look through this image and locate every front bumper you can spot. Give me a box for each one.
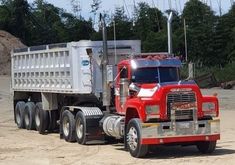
[141,119,220,145]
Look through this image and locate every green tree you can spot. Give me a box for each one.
[182,0,216,66]
[106,7,134,40]
[214,4,235,65]
[133,2,166,42]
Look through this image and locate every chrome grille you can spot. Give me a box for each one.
[175,109,193,120]
[167,92,196,120]
[167,92,196,103]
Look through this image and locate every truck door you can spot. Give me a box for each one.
[115,65,129,114]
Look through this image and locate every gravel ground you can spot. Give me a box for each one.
[0,76,235,165]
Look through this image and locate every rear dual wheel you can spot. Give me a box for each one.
[15,101,26,128]
[61,110,87,144]
[35,102,49,134]
[75,111,86,144]
[24,102,36,130]
[61,110,76,142]
[35,102,58,134]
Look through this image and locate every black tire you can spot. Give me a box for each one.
[75,111,87,144]
[126,118,148,158]
[48,110,59,131]
[196,141,217,154]
[24,102,36,130]
[35,102,49,134]
[15,101,26,129]
[61,110,76,142]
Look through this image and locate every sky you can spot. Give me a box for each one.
[27,0,233,19]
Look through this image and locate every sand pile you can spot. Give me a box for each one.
[0,30,26,75]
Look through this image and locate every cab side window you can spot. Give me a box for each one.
[120,67,128,78]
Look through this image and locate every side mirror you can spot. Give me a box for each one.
[129,83,140,93]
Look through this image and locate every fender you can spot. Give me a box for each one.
[124,98,146,124]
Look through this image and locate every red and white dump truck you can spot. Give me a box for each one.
[11,14,220,157]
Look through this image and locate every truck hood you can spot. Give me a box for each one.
[137,80,198,98]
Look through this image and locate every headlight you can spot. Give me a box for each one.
[202,102,215,111]
[146,105,160,120]
[202,102,216,117]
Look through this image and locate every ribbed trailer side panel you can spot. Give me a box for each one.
[11,40,141,94]
[11,44,84,93]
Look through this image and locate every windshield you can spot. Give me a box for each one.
[131,67,179,84]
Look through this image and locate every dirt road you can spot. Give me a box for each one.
[0,76,235,165]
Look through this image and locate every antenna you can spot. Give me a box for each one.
[113,16,117,65]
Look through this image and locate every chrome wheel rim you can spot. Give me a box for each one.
[63,116,70,137]
[128,127,138,151]
[76,118,83,139]
[35,109,40,127]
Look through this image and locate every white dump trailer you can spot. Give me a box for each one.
[12,40,140,95]
[12,40,140,140]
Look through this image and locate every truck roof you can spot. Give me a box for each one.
[119,55,182,68]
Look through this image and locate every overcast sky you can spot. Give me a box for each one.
[28,0,233,19]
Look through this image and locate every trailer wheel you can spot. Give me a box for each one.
[196,141,217,154]
[24,102,36,130]
[35,102,49,134]
[15,101,26,129]
[75,111,87,144]
[48,110,59,131]
[126,118,148,158]
[61,110,75,142]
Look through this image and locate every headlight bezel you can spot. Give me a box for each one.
[145,105,160,120]
[202,102,216,117]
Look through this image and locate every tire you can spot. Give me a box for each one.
[196,141,217,154]
[75,111,87,144]
[126,118,148,158]
[24,102,36,130]
[15,101,26,129]
[35,102,49,134]
[61,110,76,142]
[48,110,59,131]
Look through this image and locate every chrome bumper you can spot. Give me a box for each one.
[141,119,220,139]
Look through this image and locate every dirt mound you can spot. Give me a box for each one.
[0,30,26,75]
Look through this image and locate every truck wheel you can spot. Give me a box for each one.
[126,118,148,158]
[15,101,26,129]
[62,110,76,142]
[196,141,217,154]
[24,102,36,130]
[48,110,59,131]
[35,102,49,134]
[75,111,87,144]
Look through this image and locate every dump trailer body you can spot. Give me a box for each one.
[11,40,141,96]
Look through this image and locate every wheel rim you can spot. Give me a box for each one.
[35,109,40,127]
[76,118,83,139]
[128,126,138,151]
[16,109,21,125]
[63,116,70,137]
[24,111,30,126]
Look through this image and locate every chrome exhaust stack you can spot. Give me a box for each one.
[167,12,173,55]
[100,14,111,111]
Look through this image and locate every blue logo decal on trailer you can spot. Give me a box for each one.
[82,60,90,66]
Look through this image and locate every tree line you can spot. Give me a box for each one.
[0,0,235,67]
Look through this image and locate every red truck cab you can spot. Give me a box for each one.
[114,54,220,157]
